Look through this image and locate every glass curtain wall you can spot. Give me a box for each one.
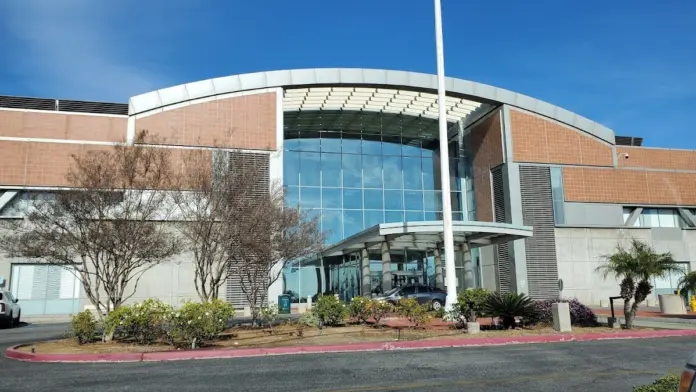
[283,130,464,244]
[282,113,468,302]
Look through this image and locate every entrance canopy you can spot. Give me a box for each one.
[321,221,533,257]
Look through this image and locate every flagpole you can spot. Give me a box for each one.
[434,0,457,310]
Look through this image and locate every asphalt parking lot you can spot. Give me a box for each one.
[1,322,694,392]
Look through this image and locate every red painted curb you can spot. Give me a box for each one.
[7,329,696,363]
[4,344,144,363]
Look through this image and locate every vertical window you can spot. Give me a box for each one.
[549,167,565,225]
[321,153,341,187]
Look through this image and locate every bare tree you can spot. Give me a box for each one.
[172,148,269,301]
[0,131,182,326]
[230,178,325,325]
[174,148,324,318]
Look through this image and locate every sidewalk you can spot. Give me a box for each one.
[593,305,696,329]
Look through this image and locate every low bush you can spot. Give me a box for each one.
[314,295,346,326]
[104,299,173,344]
[482,292,537,329]
[368,300,393,326]
[70,310,97,345]
[434,306,446,319]
[167,299,234,348]
[299,310,320,328]
[397,298,431,328]
[456,288,490,322]
[347,296,372,324]
[632,374,680,392]
[259,304,279,329]
[526,298,598,327]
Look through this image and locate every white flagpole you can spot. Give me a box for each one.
[434,0,457,310]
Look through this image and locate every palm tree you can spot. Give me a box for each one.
[595,238,679,329]
[677,272,696,299]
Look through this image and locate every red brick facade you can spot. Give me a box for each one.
[134,92,277,150]
[0,110,127,142]
[465,109,504,222]
[510,109,613,167]
[509,108,696,206]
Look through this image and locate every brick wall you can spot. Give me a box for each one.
[465,108,504,222]
[563,167,696,205]
[0,110,127,142]
[134,92,277,150]
[0,141,211,188]
[510,109,613,167]
[0,141,112,186]
[616,146,696,171]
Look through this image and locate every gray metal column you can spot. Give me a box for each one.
[433,247,444,289]
[361,248,371,297]
[381,242,392,292]
[461,243,476,290]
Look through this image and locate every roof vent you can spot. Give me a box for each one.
[615,136,643,146]
[0,95,128,116]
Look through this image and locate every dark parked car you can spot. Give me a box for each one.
[373,284,446,310]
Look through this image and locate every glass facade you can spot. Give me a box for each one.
[281,118,472,303]
[283,130,465,244]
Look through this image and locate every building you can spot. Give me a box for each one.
[0,68,695,316]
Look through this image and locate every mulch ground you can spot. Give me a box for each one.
[18,321,654,355]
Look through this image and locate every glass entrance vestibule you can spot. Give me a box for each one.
[281,247,480,304]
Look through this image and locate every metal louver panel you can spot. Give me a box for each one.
[224,152,271,308]
[0,96,55,111]
[0,95,128,115]
[491,165,513,293]
[519,165,559,299]
[57,100,128,115]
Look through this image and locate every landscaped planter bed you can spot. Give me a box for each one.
[16,323,654,355]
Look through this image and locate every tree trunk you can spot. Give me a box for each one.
[623,299,633,329]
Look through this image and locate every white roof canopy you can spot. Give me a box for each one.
[283,87,481,124]
[321,221,534,257]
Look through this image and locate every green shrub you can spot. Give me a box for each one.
[456,288,490,322]
[397,298,431,328]
[482,292,537,329]
[70,310,97,345]
[368,300,393,326]
[314,295,346,326]
[104,299,173,344]
[633,374,680,391]
[299,310,320,327]
[168,299,234,348]
[347,296,372,324]
[259,304,279,329]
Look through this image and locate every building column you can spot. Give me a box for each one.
[501,105,529,294]
[381,242,392,292]
[460,243,476,290]
[433,247,444,290]
[361,248,371,298]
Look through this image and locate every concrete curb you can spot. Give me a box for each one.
[6,329,696,363]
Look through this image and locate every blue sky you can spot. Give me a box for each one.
[1,0,694,148]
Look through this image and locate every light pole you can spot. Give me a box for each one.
[434,0,457,310]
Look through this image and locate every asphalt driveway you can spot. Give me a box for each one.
[1,322,694,392]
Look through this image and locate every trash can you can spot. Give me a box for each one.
[278,294,291,314]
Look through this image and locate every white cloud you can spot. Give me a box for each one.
[0,0,170,102]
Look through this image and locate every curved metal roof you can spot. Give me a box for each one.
[128,68,615,143]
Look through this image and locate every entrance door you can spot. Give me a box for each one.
[392,271,424,288]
